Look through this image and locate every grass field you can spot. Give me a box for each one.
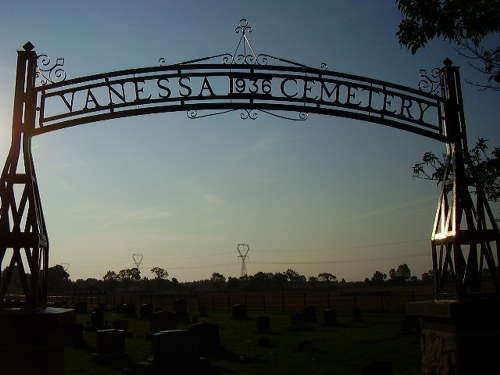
[65,309,421,375]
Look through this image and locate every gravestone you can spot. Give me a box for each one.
[302,306,316,322]
[231,304,248,319]
[89,308,105,330]
[140,303,153,318]
[174,298,190,323]
[0,307,76,375]
[141,329,207,373]
[255,316,271,333]
[95,329,127,362]
[149,310,176,335]
[112,319,129,333]
[324,308,337,326]
[190,322,222,354]
[116,303,136,317]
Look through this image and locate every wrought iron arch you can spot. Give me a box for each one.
[1,22,499,308]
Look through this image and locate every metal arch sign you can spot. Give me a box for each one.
[36,54,445,141]
[2,20,498,310]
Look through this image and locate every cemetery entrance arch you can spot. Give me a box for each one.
[1,22,499,308]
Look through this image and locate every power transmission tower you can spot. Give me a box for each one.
[237,244,250,277]
[60,263,70,272]
[132,253,143,270]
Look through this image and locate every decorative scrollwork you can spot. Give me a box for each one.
[320,62,328,70]
[235,19,252,35]
[260,110,309,121]
[36,54,66,85]
[240,109,258,120]
[418,67,442,94]
[187,110,198,119]
[158,57,167,66]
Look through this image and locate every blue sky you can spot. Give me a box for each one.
[0,1,499,282]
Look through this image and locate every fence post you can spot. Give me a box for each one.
[227,295,231,312]
[380,293,384,312]
[327,291,330,308]
[282,294,285,313]
[263,294,266,313]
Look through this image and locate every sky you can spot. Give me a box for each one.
[0,1,498,283]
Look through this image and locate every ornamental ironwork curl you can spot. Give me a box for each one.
[240,109,258,120]
[418,67,442,94]
[235,19,252,35]
[186,109,237,119]
[260,110,309,122]
[36,54,66,85]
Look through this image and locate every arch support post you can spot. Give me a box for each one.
[0,43,49,309]
[408,59,500,375]
[430,59,500,300]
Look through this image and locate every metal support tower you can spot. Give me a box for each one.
[431,59,500,299]
[237,244,249,278]
[0,43,48,308]
[132,253,143,270]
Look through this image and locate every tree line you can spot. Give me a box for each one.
[1,263,438,295]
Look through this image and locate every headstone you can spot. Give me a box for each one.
[290,313,305,331]
[146,329,207,373]
[302,306,316,322]
[324,308,337,326]
[0,308,76,375]
[90,308,105,330]
[140,303,153,318]
[149,310,176,335]
[190,322,222,354]
[173,298,190,323]
[123,303,136,317]
[231,304,248,319]
[112,319,129,333]
[96,329,126,359]
[255,316,271,333]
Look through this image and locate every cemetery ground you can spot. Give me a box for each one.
[64,308,420,375]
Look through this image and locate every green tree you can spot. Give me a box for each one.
[413,138,500,202]
[318,272,337,289]
[103,270,118,294]
[117,268,141,291]
[396,0,500,89]
[371,271,387,286]
[211,272,226,291]
[47,264,70,292]
[151,267,169,292]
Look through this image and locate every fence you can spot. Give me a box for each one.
[41,286,434,314]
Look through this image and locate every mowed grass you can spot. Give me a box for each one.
[65,309,421,375]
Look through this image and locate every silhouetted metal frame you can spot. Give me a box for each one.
[0,45,498,309]
[431,61,500,299]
